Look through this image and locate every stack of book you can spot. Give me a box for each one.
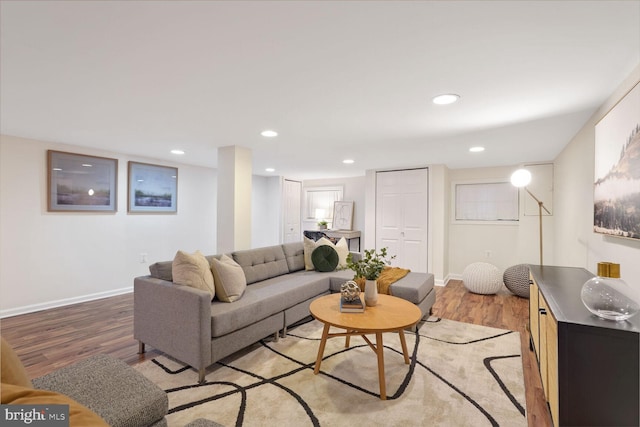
[340,295,364,313]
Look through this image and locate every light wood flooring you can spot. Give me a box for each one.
[1,280,551,426]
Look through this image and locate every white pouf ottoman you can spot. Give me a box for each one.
[462,262,503,295]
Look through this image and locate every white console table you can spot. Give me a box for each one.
[306,230,361,251]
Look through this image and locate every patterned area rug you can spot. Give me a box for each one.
[135,317,526,427]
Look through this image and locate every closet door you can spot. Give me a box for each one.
[283,179,302,243]
[375,169,428,272]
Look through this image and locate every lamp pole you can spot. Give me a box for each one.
[524,187,550,265]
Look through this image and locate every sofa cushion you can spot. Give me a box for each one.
[149,261,173,281]
[282,242,305,272]
[172,250,215,299]
[209,274,331,337]
[211,255,247,302]
[232,245,289,285]
[387,272,435,304]
[311,245,339,272]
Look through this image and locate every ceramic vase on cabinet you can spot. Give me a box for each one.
[364,279,378,307]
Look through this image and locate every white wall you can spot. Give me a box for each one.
[429,165,450,284]
[554,64,640,284]
[251,175,281,248]
[447,165,555,276]
[0,135,217,317]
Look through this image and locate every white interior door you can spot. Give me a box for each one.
[283,179,302,243]
[375,169,428,272]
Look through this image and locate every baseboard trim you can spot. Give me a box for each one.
[0,287,133,319]
[444,274,462,285]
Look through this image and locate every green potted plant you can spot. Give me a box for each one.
[317,220,328,230]
[346,248,395,306]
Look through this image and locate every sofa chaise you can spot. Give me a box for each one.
[134,241,435,383]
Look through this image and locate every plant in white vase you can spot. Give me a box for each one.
[346,248,395,306]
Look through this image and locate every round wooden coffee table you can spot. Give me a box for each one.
[309,293,422,400]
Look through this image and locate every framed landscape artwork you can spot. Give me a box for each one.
[593,81,640,240]
[128,162,178,213]
[47,150,118,212]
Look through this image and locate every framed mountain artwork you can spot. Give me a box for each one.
[593,81,640,240]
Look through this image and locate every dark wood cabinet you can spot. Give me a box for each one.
[529,265,640,426]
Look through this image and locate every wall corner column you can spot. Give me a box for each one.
[217,146,252,253]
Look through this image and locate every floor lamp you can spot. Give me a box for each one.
[511,169,550,266]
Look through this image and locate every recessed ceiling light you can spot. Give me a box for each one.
[265,168,275,172]
[261,130,278,138]
[469,146,485,153]
[171,149,185,155]
[343,159,355,164]
[432,94,460,105]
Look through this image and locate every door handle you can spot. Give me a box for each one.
[539,308,547,315]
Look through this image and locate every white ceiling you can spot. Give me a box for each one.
[2,1,639,179]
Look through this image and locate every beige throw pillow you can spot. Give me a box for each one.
[172,250,215,299]
[211,254,247,302]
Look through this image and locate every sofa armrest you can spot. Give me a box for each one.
[134,276,211,372]
[348,251,362,262]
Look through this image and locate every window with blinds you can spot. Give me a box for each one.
[455,182,519,222]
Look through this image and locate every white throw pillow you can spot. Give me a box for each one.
[334,237,349,268]
[172,250,215,299]
[211,254,247,302]
[303,237,318,271]
[304,236,349,270]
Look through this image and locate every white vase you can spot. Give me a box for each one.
[364,279,378,307]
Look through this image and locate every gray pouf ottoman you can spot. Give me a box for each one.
[33,354,168,427]
[503,264,531,298]
[462,262,503,295]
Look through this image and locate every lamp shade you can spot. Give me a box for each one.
[510,169,532,188]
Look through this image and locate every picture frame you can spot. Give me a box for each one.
[128,162,178,213]
[47,150,118,212]
[593,81,640,240]
[332,201,354,230]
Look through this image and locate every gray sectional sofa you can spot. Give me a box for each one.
[134,241,435,383]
